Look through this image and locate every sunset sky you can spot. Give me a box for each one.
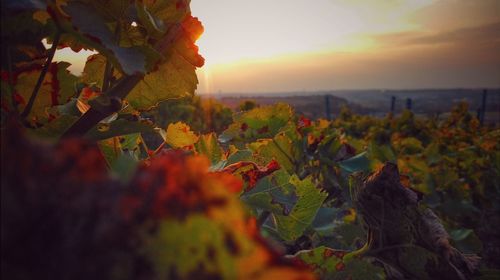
[55,0,500,94]
[191,0,500,94]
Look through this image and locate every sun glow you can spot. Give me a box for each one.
[191,0,433,68]
[190,0,463,93]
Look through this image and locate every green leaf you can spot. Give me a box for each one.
[226,149,253,165]
[312,207,341,235]
[81,54,118,89]
[242,170,298,217]
[142,0,187,24]
[449,228,482,254]
[98,137,123,166]
[61,2,147,75]
[399,137,424,154]
[195,133,223,165]
[110,153,138,184]
[274,175,327,241]
[424,143,441,165]
[449,228,473,241]
[292,246,385,280]
[338,152,372,173]
[27,114,78,140]
[220,103,293,143]
[368,142,396,163]
[120,133,143,152]
[331,223,366,249]
[141,215,238,279]
[135,2,166,39]
[251,133,297,174]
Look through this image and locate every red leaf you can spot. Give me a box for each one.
[221,159,281,191]
[298,115,312,129]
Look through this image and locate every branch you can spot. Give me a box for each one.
[102,58,114,92]
[21,30,61,119]
[62,74,143,138]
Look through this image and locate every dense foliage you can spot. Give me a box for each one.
[1,0,499,279]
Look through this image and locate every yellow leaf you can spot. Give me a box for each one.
[317,118,330,129]
[165,122,199,148]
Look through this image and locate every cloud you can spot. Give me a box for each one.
[194,0,500,92]
[410,0,500,30]
[374,21,500,48]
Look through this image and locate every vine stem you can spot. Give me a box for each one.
[152,141,167,155]
[102,58,114,92]
[257,210,271,226]
[21,30,61,119]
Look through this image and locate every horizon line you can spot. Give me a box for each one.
[197,87,500,95]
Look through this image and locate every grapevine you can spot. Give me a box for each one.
[1,1,499,279]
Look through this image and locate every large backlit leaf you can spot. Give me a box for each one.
[15,62,77,123]
[126,54,198,110]
[81,54,121,90]
[61,2,148,75]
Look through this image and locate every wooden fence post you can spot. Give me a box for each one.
[325,95,332,120]
[405,98,412,111]
[480,89,487,125]
[390,96,396,113]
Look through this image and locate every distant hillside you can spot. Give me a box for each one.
[328,89,500,114]
[209,95,370,119]
[201,89,499,123]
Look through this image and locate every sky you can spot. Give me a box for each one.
[54,0,500,94]
[190,0,500,93]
